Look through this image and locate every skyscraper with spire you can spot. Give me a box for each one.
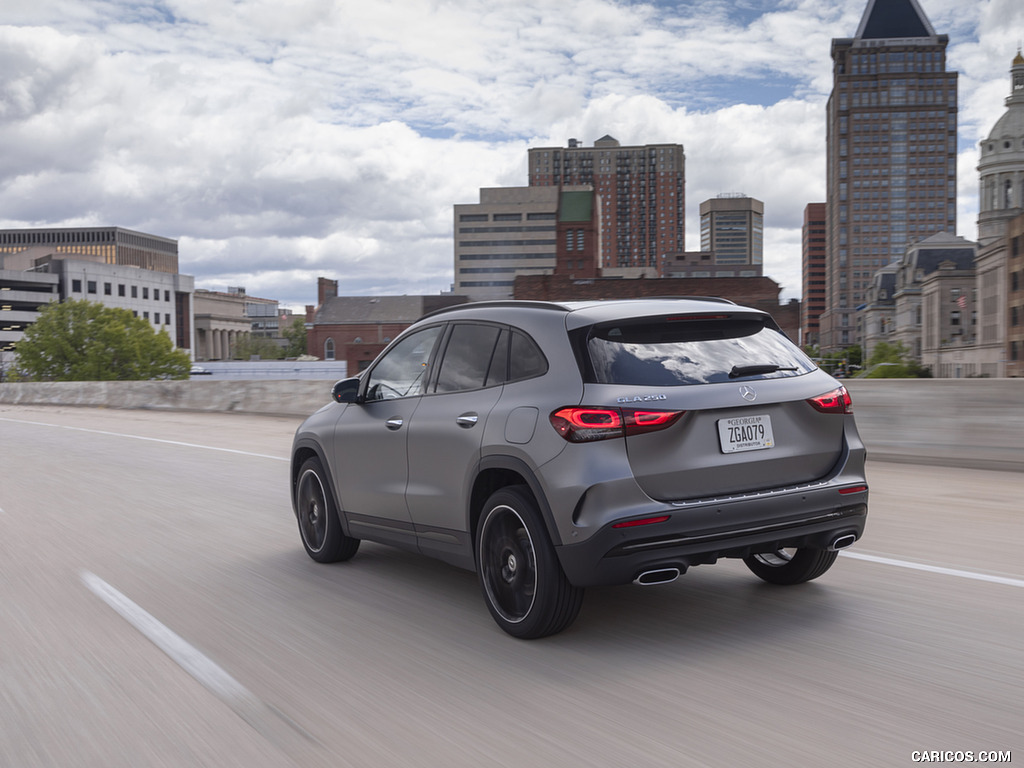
[819,0,958,351]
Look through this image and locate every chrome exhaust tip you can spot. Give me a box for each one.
[828,533,858,551]
[633,568,681,586]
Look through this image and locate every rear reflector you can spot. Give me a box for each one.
[838,485,868,495]
[613,515,671,529]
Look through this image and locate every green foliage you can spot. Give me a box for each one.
[14,299,191,381]
[282,316,309,358]
[233,334,286,360]
[810,345,863,377]
[862,340,932,378]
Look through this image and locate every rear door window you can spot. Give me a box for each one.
[434,323,503,393]
[584,314,815,386]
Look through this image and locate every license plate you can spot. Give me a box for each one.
[718,414,774,453]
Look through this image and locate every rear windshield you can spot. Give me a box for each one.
[582,314,816,386]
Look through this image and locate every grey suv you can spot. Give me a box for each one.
[290,298,868,638]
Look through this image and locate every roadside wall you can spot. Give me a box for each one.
[1,378,1022,471]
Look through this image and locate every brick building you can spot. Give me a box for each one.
[305,278,467,373]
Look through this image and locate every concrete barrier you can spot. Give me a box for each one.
[0,379,335,418]
[843,379,1024,472]
[2,378,1023,471]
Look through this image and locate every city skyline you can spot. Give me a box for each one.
[2,0,1021,311]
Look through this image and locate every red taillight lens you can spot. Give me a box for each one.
[612,515,671,529]
[550,407,684,442]
[807,386,852,414]
[838,485,868,495]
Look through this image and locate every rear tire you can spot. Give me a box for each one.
[295,457,360,563]
[476,486,583,639]
[743,547,837,585]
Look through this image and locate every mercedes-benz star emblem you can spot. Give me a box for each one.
[739,385,757,402]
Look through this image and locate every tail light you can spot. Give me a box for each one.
[550,407,684,443]
[807,386,853,414]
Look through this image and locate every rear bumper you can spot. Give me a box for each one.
[554,483,868,587]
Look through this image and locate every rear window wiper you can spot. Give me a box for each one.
[729,364,799,379]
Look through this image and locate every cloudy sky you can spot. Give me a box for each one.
[2,0,1022,311]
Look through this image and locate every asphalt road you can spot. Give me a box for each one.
[0,405,1020,768]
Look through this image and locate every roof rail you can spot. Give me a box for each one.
[418,300,573,320]
[638,295,738,305]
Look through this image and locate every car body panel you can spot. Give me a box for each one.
[290,297,868,597]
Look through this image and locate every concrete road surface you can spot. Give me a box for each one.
[0,405,1020,767]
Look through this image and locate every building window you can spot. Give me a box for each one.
[165,314,171,325]
[118,284,126,297]
[324,338,335,360]
[131,286,138,298]
[87,281,97,294]
[104,282,112,295]
[165,290,170,302]
[72,279,82,292]
[143,287,149,299]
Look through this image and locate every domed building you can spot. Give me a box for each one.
[978,51,1024,245]
[867,52,1024,377]
[967,52,1024,377]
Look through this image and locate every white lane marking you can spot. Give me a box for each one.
[840,551,1024,588]
[0,417,287,461]
[82,571,257,703]
[80,571,312,747]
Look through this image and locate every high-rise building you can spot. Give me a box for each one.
[820,0,957,351]
[453,186,601,300]
[699,194,764,270]
[453,187,560,301]
[802,203,828,346]
[0,226,179,273]
[528,136,684,274]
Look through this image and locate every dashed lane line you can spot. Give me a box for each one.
[81,571,317,752]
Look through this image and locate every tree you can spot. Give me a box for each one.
[14,299,191,381]
[233,334,286,360]
[809,345,863,377]
[282,316,309,358]
[862,340,932,378]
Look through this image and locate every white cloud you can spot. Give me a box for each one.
[0,0,1020,310]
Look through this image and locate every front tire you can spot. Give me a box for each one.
[295,457,360,563]
[476,487,583,639]
[743,547,838,585]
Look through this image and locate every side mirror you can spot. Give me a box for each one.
[331,377,362,404]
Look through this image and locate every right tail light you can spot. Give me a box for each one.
[807,386,853,414]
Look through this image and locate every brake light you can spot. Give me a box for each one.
[550,407,684,442]
[807,386,853,414]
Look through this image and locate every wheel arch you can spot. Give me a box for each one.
[291,438,354,537]
[470,455,560,551]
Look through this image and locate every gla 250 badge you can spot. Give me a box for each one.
[617,394,669,403]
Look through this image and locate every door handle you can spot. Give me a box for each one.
[456,413,479,428]
[385,417,404,430]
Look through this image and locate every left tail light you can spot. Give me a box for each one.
[550,407,684,443]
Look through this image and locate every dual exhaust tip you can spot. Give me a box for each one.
[634,533,858,586]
